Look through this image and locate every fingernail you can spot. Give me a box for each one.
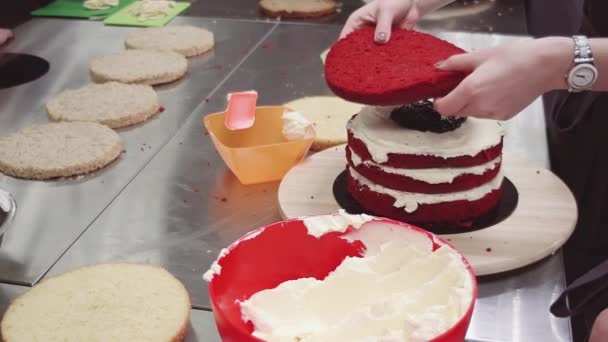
[375,32,387,43]
[434,60,445,69]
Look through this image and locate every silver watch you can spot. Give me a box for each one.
[567,35,598,92]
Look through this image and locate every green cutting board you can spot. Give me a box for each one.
[104,2,190,27]
[31,0,137,19]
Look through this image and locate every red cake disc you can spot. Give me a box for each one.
[325,27,466,105]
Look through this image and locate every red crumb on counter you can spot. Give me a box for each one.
[204,98,210,103]
[261,43,271,49]
[159,106,165,112]
[193,188,200,193]
[203,131,210,137]
[486,247,492,252]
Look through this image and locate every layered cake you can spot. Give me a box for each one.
[346,101,505,227]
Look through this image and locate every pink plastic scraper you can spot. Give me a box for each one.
[224,91,258,130]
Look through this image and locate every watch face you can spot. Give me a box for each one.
[571,65,597,88]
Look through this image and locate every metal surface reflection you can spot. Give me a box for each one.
[0,187,16,245]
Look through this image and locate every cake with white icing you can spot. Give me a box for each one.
[346,101,505,227]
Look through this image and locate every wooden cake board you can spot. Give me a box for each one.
[278,145,578,276]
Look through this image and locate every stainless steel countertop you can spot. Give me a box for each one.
[0,17,275,285]
[183,0,527,35]
[26,20,570,340]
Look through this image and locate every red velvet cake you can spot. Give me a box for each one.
[325,27,467,106]
[345,103,505,227]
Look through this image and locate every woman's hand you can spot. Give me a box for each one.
[340,0,419,44]
[590,309,608,342]
[0,29,13,46]
[434,37,573,120]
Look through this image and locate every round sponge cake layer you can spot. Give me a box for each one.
[47,82,160,128]
[0,263,191,342]
[90,50,187,85]
[0,122,122,180]
[125,26,215,57]
[259,0,337,18]
[325,28,466,106]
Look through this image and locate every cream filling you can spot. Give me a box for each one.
[202,248,229,282]
[239,221,474,342]
[350,168,503,213]
[303,210,374,238]
[348,106,504,163]
[282,110,313,141]
[350,148,501,184]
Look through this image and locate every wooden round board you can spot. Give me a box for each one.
[278,145,578,276]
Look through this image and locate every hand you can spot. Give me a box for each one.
[0,29,13,46]
[340,0,419,44]
[590,309,608,342]
[433,37,572,120]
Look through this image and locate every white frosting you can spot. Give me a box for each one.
[282,110,313,141]
[350,168,503,213]
[303,210,374,238]
[203,248,229,282]
[350,148,501,184]
[348,106,504,163]
[239,221,474,341]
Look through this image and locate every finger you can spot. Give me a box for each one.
[402,5,419,30]
[0,29,13,46]
[340,6,371,39]
[340,24,354,39]
[374,6,394,44]
[435,52,484,72]
[340,13,363,39]
[434,82,473,116]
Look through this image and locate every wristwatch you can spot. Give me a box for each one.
[567,35,598,92]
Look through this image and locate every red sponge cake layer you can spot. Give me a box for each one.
[348,130,503,169]
[347,169,503,226]
[325,28,466,106]
[346,147,502,194]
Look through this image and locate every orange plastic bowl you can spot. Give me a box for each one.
[203,106,314,185]
[207,214,478,342]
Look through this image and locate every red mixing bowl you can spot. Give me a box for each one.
[207,215,478,342]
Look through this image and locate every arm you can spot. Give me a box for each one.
[433,36,608,120]
[590,309,608,342]
[544,37,608,91]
